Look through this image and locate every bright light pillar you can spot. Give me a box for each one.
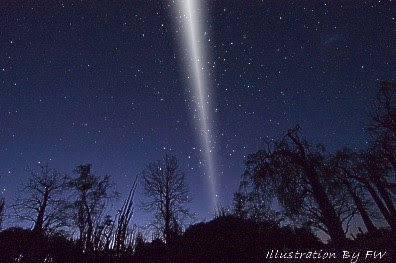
[174,0,218,208]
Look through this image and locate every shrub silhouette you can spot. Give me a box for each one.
[0,228,80,263]
[0,217,394,262]
[173,215,323,262]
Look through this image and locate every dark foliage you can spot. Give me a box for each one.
[0,228,80,263]
[1,216,393,262]
[0,216,322,263]
[174,215,323,262]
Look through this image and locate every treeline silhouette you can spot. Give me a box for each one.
[0,81,394,262]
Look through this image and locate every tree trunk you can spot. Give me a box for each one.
[164,196,171,243]
[343,180,377,233]
[372,178,396,216]
[364,181,396,230]
[306,165,348,245]
[33,188,49,233]
[371,178,396,231]
[287,132,348,245]
[85,200,93,252]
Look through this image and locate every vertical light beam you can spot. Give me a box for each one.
[174,0,218,209]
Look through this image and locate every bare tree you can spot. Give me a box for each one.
[68,164,117,252]
[12,164,68,233]
[141,155,191,243]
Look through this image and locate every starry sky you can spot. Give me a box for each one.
[0,0,395,224]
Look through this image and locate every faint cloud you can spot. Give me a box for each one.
[321,34,340,46]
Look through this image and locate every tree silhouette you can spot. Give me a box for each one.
[67,164,116,252]
[331,148,378,234]
[243,126,349,245]
[365,81,396,235]
[361,150,396,231]
[12,164,68,234]
[367,81,396,192]
[233,182,282,223]
[141,155,191,243]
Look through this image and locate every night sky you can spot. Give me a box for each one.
[1,0,395,224]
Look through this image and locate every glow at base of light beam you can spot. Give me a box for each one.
[174,0,218,208]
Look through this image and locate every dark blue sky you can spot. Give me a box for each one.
[1,0,395,223]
